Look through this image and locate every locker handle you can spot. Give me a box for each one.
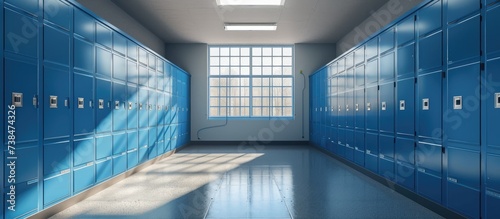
[495,93,500,109]
[78,98,85,109]
[12,92,23,107]
[50,96,58,108]
[453,96,462,110]
[400,100,405,111]
[33,95,38,108]
[89,100,94,108]
[65,98,70,108]
[108,101,112,108]
[422,98,429,110]
[129,102,133,110]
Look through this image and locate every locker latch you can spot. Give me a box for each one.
[381,102,387,111]
[115,101,120,110]
[320,107,323,112]
[65,98,69,108]
[338,105,342,112]
[495,93,500,109]
[98,99,104,109]
[367,103,371,111]
[89,100,93,108]
[400,100,405,111]
[129,102,133,110]
[49,96,58,108]
[422,98,429,110]
[33,95,39,108]
[346,104,349,112]
[78,98,84,109]
[139,103,143,110]
[453,96,462,110]
[324,106,328,112]
[148,104,152,111]
[158,105,162,110]
[12,92,23,107]
[355,104,359,111]
[165,105,169,111]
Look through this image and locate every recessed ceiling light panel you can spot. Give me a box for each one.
[217,0,285,6]
[224,24,278,31]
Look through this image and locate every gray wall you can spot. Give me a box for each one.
[165,43,336,142]
[75,0,166,56]
[336,0,425,56]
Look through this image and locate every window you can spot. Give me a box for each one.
[209,46,294,118]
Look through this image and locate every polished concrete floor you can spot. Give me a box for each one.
[51,144,443,219]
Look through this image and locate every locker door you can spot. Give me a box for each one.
[95,135,112,161]
[355,64,365,88]
[113,54,127,81]
[366,59,378,85]
[331,78,338,128]
[486,5,500,56]
[355,89,365,130]
[397,43,415,80]
[345,91,354,129]
[148,127,158,159]
[128,60,138,84]
[380,52,395,82]
[417,0,442,37]
[416,141,442,203]
[139,129,149,162]
[396,78,415,136]
[365,133,379,173]
[338,92,345,128]
[74,37,94,74]
[128,40,138,61]
[346,68,354,91]
[448,16,480,65]
[113,133,127,155]
[366,38,378,61]
[138,87,149,128]
[96,22,112,49]
[112,82,127,131]
[417,72,442,139]
[95,78,112,133]
[379,135,395,180]
[96,46,112,78]
[127,131,138,169]
[397,15,415,47]
[149,90,158,127]
[396,137,415,191]
[127,85,138,129]
[74,74,94,135]
[158,92,166,126]
[73,138,94,167]
[354,131,365,166]
[148,68,156,90]
[379,83,395,134]
[418,32,443,73]
[380,28,395,55]
[447,0,480,23]
[43,141,71,206]
[113,32,127,55]
[366,86,378,132]
[355,45,365,66]
[337,129,346,157]
[44,66,71,139]
[73,163,94,193]
[138,65,148,87]
[74,8,95,41]
[345,130,354,161]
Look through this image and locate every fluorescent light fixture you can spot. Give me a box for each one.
[224,23,277,31]
[217,0,285,6]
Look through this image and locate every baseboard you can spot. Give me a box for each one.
[191,141,309,146]
[28,145,188,219]
[312,145,467,219]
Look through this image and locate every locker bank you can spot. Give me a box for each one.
[0,0,498,218]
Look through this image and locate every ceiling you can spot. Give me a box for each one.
[111,0,389,44]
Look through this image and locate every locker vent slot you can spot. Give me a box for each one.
[422,98,429,110]
[50,96,58,108]
[400,100,405,111]
[115,101,120,110]
[78,98,84,109]
[381,102,387,111]
[12,92,23,107]
[453,96,462,110]
[496,93,500,109]
[98,99,104,109]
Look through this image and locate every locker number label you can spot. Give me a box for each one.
[6,105,17,212]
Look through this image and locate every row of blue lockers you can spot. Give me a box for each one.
[0,0,191,218]
[310,0,500,218]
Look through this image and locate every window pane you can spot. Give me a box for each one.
[210,98,219,106]
[241,78,250,86]
[230,67,240,75]
[253,47,261,56]
[230,78,240,86]
[283,47,292,56]
[210,88,219,96]
[283,78,292,86]
[273,57,282,65]
[273,67,282,76]
[231,47,239,56]
[263,48,272,56]
[263,67,272,75]
[220,67,230,75]
[273,78,282,86]
[210,78,220,86]
[210,107,218,116]
[241,67,250,75]
[283,67,292,75]
[210,47,220,56]
[253,57,262,66]
[283,57,292,66]
[231,57,240,66]
[283,107,292,116]
[241,87,250,96]
[241,107,250,116]
[262,87,270,96]
[241,47,250,56]
[210,57,219,66]
[220,47,230,56]
[253,98,262,106]
[262,97,270,106]
[263,57,272,66]
[273,47,282,56]
[253,78,262,86]
[221,57,229,66]
[241,98,250,106]
[284,98,292,106]
[253,67,262,75]
[210,67,220,75]
[283,87,292,96]
[262,107,270,116]
[241,57,250,66]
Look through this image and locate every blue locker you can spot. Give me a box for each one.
[486,153,500,196]
[112,82,127,131]
[127,131,138,151]
[96,47,112,77]
[43,141,70,175]
[44,0,71,30]
[157,125,166,154]
[448,15,480,64]
[128,60,138,84]
[416,141,442,203]
[113,154,127,175]
[43,171,70,206]
[148,127,158,159]
[366,86,378,131]
[113,32,127,55]
[346,68,354,91]
[338,71,345,94]
[447,0,480,23]
[157,71,164,92]
[365,38,378,60]
[397,43,415,80]
[73,138,94,167]
[396,78,415,136]
[44,66,71,139]
[355,45,365,65]
[331,81,338,127]
[149,53,156,70]
[445,63,480,144]
[417,0,442,37]
[338,93,345,128]
[74,9,94,41]
[355,64,365,88]
[379,135,395,180]
[127,85,138,129]
[446,144,480,218]
[486,190,500,219]
[74,73,94,135]
[95,159,112,183]
[127,150,139,169]
[165,125,172,152]
[417,72,442,139]
[380,28,395,54]
[5,57,39,143]
[4,9,38,57]
[418,32,443,73]
[113,133,127,155]
[158,58,164,73]
[149,90,158,127]
[74,37,94,74]
[486,6,500,56]
[96,78,112,133]
[4,181,39,219]
[139,64,148,87]
[396,138,416,190]
[113,54,127,81]
[139,129,149,162]
[5,0,39,15]
[379,83,395,134]
[73,164,94,193]
[95,135,112,160]
[397,16,415,46]
[380,52,395,82]
[96,22,112,49]
[345,130,354,161]
[337,128,346,157]
[139,47,148,66]
[354,131,365,166]
[338,58,345,73]
[328,127,337,153]
[4,147,38,184]
[346,91,354,128]
[346,53,354,69]
[148,68,156,89]
[365,133,379,173]
[128,40,138,61]
[44,26,69,66]
[485,59,500,148]
[354,89,365,130]
[366,58,378,85]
